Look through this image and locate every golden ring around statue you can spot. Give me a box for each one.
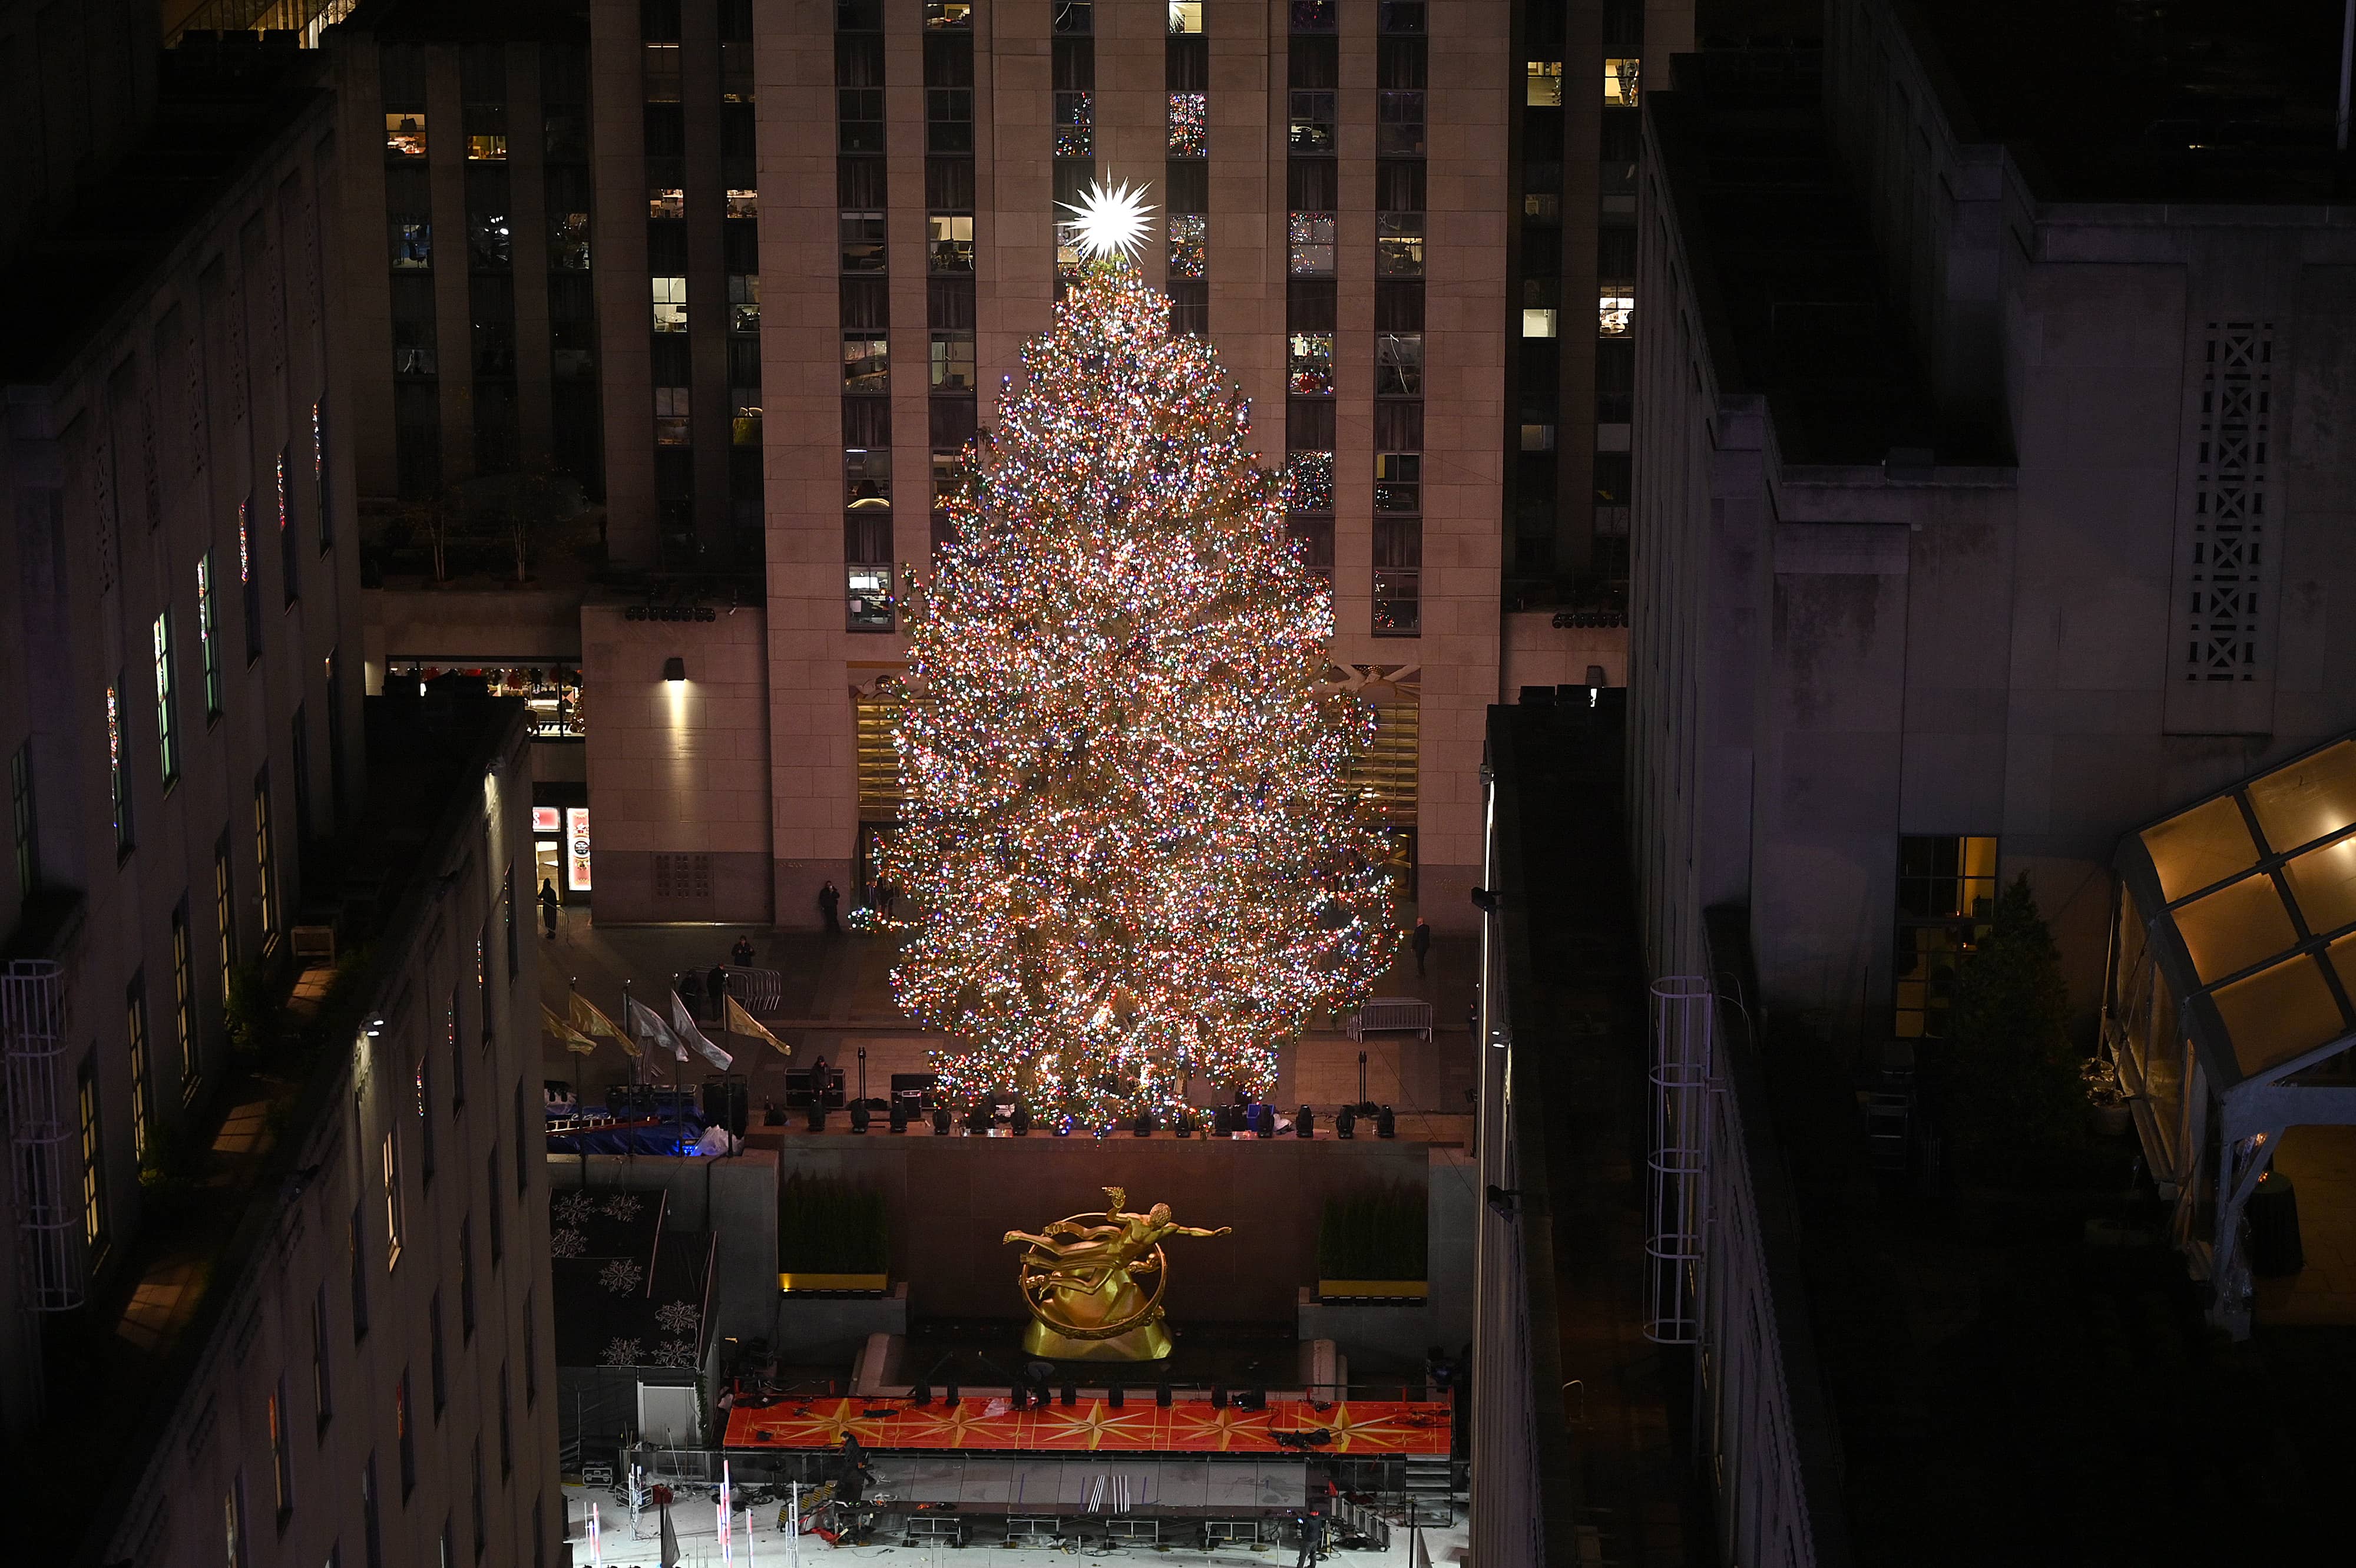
[1014,1215,1169,1342]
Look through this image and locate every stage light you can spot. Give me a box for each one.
[1108,1385,1124,1408]
[1133,1110,1154,1137]
[945,1383,960,1406]
[932,1106,951,1136]
[1156,1384,1173,1408]
[1296,1104,1315,1137]
[1335,1105,1356,1140]
[851,1101,870,1134]
[663,656,687,682]
[1061,1382,1077,1408]
[889,1105,908,1134]
[1376,1104,1397,1139]
[1210,1385,1227,1409]
[912,1384,931,1406]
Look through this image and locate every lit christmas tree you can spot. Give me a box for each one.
[878,184,1400,1130]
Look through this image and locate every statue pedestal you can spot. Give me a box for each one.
[1022,1315,1173,1361]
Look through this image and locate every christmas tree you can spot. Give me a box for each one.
[879,192,1399,1130]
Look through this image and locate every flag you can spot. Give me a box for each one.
[673,991,736,1071]
[588,1502,603,1567]
[627,994,687,1063]
[571,990,637,1059]
[659,1498,680,1568]
[719,1460,734,1564]
[725,993,793,1058]
[542,1003,595,1056]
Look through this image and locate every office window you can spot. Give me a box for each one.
[551,211,590,269]
[1289,91,1336,152]
[396,1373,416,1497]
[644,39,681,100]
[1053,90,1093,158]
[1894,835,2000,1038]
[125,974,151,1157]
[1167,215,1206,280]
[1527,59,1564,105]
[1168,91,1206,157]
[171,902,196,1085]
[838,87,884,152]
[1293,0,1336,28]
[1288,333,1334,396]
[314,401,332,553]
[650,276,687,332]
[498,1363,513,1476]
[927,86,972,153]
[416,1057,435,1184]
[214,833,237,995]
[927,213,973,273]
[78,1058,105,1254]
[843,333,889,392]
[728,273,760,332]
[277,450,299,604]
[1374,517,1422,637]
[466,131,507,161]
[269,1377,294,1519]
[1376,333,1424,397]
[1606,57,1640,107]
[1168,1,1203,32]
[382,1129,403,1266]
[11,742,37,897]
[1054,1,1091,31]
[240,499,264,661]
[254,772,277,947]
[840,210,886,272]
[225,1475,249,1568]
[459,1218,477,1338]
[106,682,131,855]
[349,1203,369,1341]
[1375,453,1421,514]
[385,113,426,158]
[471,1441,487,1555]
[486,1147,505,1268]
[429,1290,447,1416]
[362,1456,383,1568]
[1524,308,1559,339]
[1287,211,1336,276]
[1377,90,1426,156]
[654,387,690,446]
[925,0,971,24]
[467,212,512,270]
[1600,288,1633,338]
[312,1282,334,1434]
[390,219,431,269]
[848,564,894,631]
[929,330,974,392]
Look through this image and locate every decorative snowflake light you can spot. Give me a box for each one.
[1057,177,1156,260]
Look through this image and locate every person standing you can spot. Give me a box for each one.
[1411,917,1431,978]
[731,932,756,967]
[540,877,560,938]
[818,879,842,935]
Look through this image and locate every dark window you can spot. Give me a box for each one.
[487,1146,504,1266]
[362,1456,382,1568]
[350,1201,369,1341]
[396,1372,415,1496]
[459,1218,477,1339]
[312,1282,333,1434]
[12,740,38,897]
[428,1291,447,1417]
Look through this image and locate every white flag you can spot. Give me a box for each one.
[626,994,687,1063]
[672,991,735,1071]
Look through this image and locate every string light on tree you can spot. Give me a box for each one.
[878,183,1401,1131]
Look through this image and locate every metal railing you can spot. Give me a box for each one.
[4,960,82,1313]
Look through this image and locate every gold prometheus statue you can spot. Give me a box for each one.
[1002,1186,1232,1361]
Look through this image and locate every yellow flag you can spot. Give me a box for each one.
[542,1003,595,1056]
[725,993,793,1058]
[570,990,638,1058]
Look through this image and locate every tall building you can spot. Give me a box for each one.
[0,18,558,1564]
[1504,0,1691,601]
[1631,1,2356,1063]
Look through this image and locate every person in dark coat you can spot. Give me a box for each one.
[819,879,842,934]
[731,933,756,967]
[539,878,560,938]
[1411,917,1431,977]
[706,964,729,1021]
[679,967,706,1015]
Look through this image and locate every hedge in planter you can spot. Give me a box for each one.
[779,1175,889,1289]
[1318,1185,1428,1286]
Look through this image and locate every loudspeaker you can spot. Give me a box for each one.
[1061,1382,1076,1407]
[1296,1105,1315,1137]
[1210,1385,1227,1410]
[911,1384,931,1406]
[850,1101,870,1134]
[1108,1385,1124,1408]
[944,1383,959,1407]
[805,1106,827,1132]
[1240,1388,1266,1412]
[889,1105,908,1134]
[1156,1384,1173,1409]
[1376,1104,1397,1139]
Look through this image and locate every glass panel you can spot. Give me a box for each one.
[2142,794,2258,903]
[1168,92,1207,157]
[1289,91,1336,153]
[1524,309,1558,338]
[1167,214,1206,279]
[841,210,887,273]
[1604,57,1640,107]
[845,448,891,510]
[2213,954,2347,1079]
[1527,61,1564,107]
[927,214,974,272]
[2246,740,2356,855]
[843,335,888,392]
[1376,213,1424,277]
[650,277,687,332]
[846,565,894,631]
[1054,91,1093,158]
[1167,2,1203,32]
[1288,332,1334,396]
[1375,333,1423,397]
[2172,872,2297,984]
[1599,289,1634,336]
[2284,835,2356,936]
[385,113,426,158]
[1288,211,1336,276]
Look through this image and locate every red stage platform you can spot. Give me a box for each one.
[723,1395,1451,1456]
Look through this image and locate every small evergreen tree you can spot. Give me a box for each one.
[1945,873,2082,1154]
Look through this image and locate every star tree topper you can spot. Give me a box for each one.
[1058,177,1156,261]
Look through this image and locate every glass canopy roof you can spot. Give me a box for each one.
[2127,739,2356,1084]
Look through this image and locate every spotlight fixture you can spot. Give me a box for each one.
[663,656,687,682]
[1470,886,1502,913]
[1486,1184,1521,1218]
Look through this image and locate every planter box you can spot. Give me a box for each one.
[1316,1279,1428,1302]
[779,1272,889,1294]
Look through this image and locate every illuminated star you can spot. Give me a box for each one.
[1057,177,1156,260]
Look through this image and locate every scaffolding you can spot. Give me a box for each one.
[4,960,82,1313]
[1644,975,1713,1344]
